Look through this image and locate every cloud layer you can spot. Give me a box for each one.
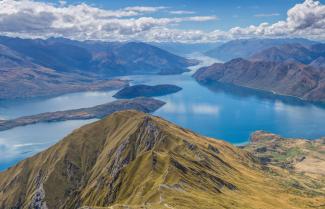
[0,0,324,42]
[230,0,325,40]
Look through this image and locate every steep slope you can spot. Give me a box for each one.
[193,58,325,102]
[0,111,323,209]
[0,36,195,76]
[205,38,317,61]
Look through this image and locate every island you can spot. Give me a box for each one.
[0,98,165,131]
[113,84,182,99]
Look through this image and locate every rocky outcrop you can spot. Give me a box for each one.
[113,84,182,99]
[0,98,165,131]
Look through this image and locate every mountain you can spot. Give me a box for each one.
[0,36,196,76]
[151,42,222,56]
[193,58,325,102]
[250,43,325,65]
[0,110,323,209]
[0,43,128,99]
[205,38,317,61]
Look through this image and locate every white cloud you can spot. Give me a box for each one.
[0,0,324,42]
[231,0,325,40]
[169,10,196,15]
[254,13,280,17]
[0,0,216,41]
[124,6,167,13]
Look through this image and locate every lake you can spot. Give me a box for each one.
[1,53,325,171]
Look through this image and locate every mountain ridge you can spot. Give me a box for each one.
[0,36,196,76]
[0,110,323,209]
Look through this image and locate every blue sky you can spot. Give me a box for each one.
[43,0,314,30]
[0,0,324,42]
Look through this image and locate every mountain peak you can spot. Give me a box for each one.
[0,111,323,209]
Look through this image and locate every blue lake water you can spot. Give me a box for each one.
[1,53,325,171]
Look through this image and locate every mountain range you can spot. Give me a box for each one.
[0,36,195,99]
[195,41,325,102]
[0,36,195,76]
[205,38,318,62]
[0,110,323,209]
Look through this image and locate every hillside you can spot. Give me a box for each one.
[0,111,323,209]
[0,36,196,76]
[193,58,325,102]
[205,38,317,61]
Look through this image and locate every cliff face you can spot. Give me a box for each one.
[193,58,325,102]
[0,111,323,209]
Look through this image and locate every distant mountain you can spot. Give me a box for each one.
[193,58,325,102]
[250,43,325,65]
[0,110,323,208]
[0,36,196,76]
[205,38,317,61]
[151,42,221,56]
[0,43,128,99]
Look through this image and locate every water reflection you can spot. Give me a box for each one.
[201,81,325,109]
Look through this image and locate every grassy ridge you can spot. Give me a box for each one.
[0,111,324,209]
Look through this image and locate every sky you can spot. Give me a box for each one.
[0,0,324,43]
